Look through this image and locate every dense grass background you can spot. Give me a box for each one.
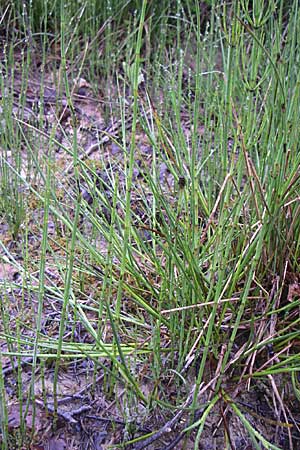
[0,0,300,448]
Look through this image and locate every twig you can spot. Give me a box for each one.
[64,107,151,175]
[35,398,91,424]
[2,356,33,376]
[161,406,205,450]
[133,385,196,450]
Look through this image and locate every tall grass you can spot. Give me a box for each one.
[0,0,300,448]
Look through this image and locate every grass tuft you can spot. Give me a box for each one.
[0,0,300,448]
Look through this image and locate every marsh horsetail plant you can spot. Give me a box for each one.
[0,0,299,448]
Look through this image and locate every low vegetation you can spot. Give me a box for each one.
[0,1,299,448]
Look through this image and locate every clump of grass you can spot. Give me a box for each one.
[0,0,300,448]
